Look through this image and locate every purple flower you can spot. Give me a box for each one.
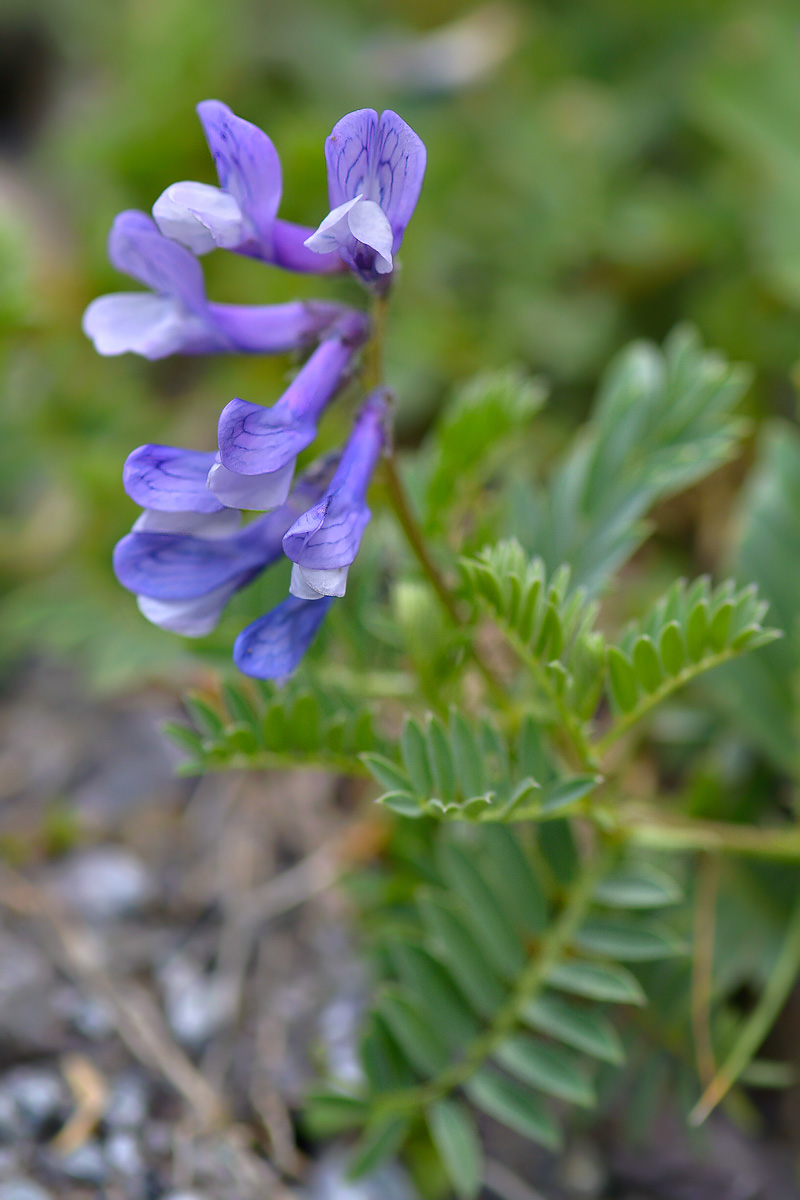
[82,211,344,359]
[114,460,334,638]
[304,109,426,284]
[209,309,370,512]
[283,390,388,599]
[152,100,342,274]
[234,595,334,681]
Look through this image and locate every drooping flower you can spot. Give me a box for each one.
[209,309,370,512]
[283,389,388,599]
[234,594,334,681]
[304,109,426,285]
[152,100,342,274]
[82,211,345,360]
[114,458,335,637]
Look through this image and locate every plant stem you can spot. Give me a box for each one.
[689,885,800,1124]
[619,805,800,860]
[363,292,509,701]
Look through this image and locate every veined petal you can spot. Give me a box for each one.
[347,199,393,273]
[290,562,349,599]
[153,181,245,254]
[197,100,282,245]
[233,595,333,681]
[282,495,371,570]
[207,458,296,511]
[282,391,386,569]
[123,445,223,513]
[373,110,427,245]
[325,110,379,210]
[132,507,241,538]
[137,584,236,638]
[107,211,207,314]
[81,293,215,360]
[217,399,317,476]
[304,195,363,255]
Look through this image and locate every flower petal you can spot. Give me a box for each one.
[282,494,371,570]
[304,195,363,255]
[289,562,349,599]
[347,199,393,272]
[82,293,213,359]
[233,595,333,680]
[207,458,296,511]
[123,445,223,513]
[152,181,245,254]
[107,211,207,314]
[271,220,344,273]
[132,507,241,538]
[197,100,282,245]
[137,584,237,637]
[206,299,344,354]
[325,110,379,210]
[373,110,427,245]
[217,399,317,476]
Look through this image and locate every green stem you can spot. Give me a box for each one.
[689,886,800,1124]
[373,849,609,1117]
[502,626,598,772]
[618,804,800,861]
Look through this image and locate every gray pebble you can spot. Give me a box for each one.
[105,1074,148,1128]
[3,1068,65,1134]
[49,1140,107,1184]
[0,1182,53,1200]
[53,847,152,921]
[105,1131,142,1177]
[309,1149,418,1200]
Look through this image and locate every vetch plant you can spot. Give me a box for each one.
[88,101,800,1195]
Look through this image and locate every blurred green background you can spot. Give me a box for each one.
[2,0,800,689]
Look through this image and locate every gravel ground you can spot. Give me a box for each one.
[0,661,798,1200]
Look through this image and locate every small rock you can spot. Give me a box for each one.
[159,958,234,1047]
[53,847,152,921]
[0,1182,53,1200]
[52,986,114,1040]
[0,1092,20,1142]
[49,1141,107,1184]
[105,1074,148,1129]
[105,1131,142,1177]
[4,1068,66,1136]
[309,1149,418,1200]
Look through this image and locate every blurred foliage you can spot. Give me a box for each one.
[3,0,800,687]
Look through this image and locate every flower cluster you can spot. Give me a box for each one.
[84,102,425,679]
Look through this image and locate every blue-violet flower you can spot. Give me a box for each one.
[83,211,344,360]
[304,109,426,285]
[283,389,388,599]
[153,100,341,274]
[209,308,370,512]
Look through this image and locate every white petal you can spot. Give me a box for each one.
[137,583,234,637]
[153,181,245,254]
[82,293,190,358]
[347,199,393,272]
[304,194,364,254]
[289,562,349,599]
[207,459,295,511]
[132,507,241,538]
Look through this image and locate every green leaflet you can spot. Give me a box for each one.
[495,1034,596,1107]
[466,1070,563,1150]
[427,1101,483,1200]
